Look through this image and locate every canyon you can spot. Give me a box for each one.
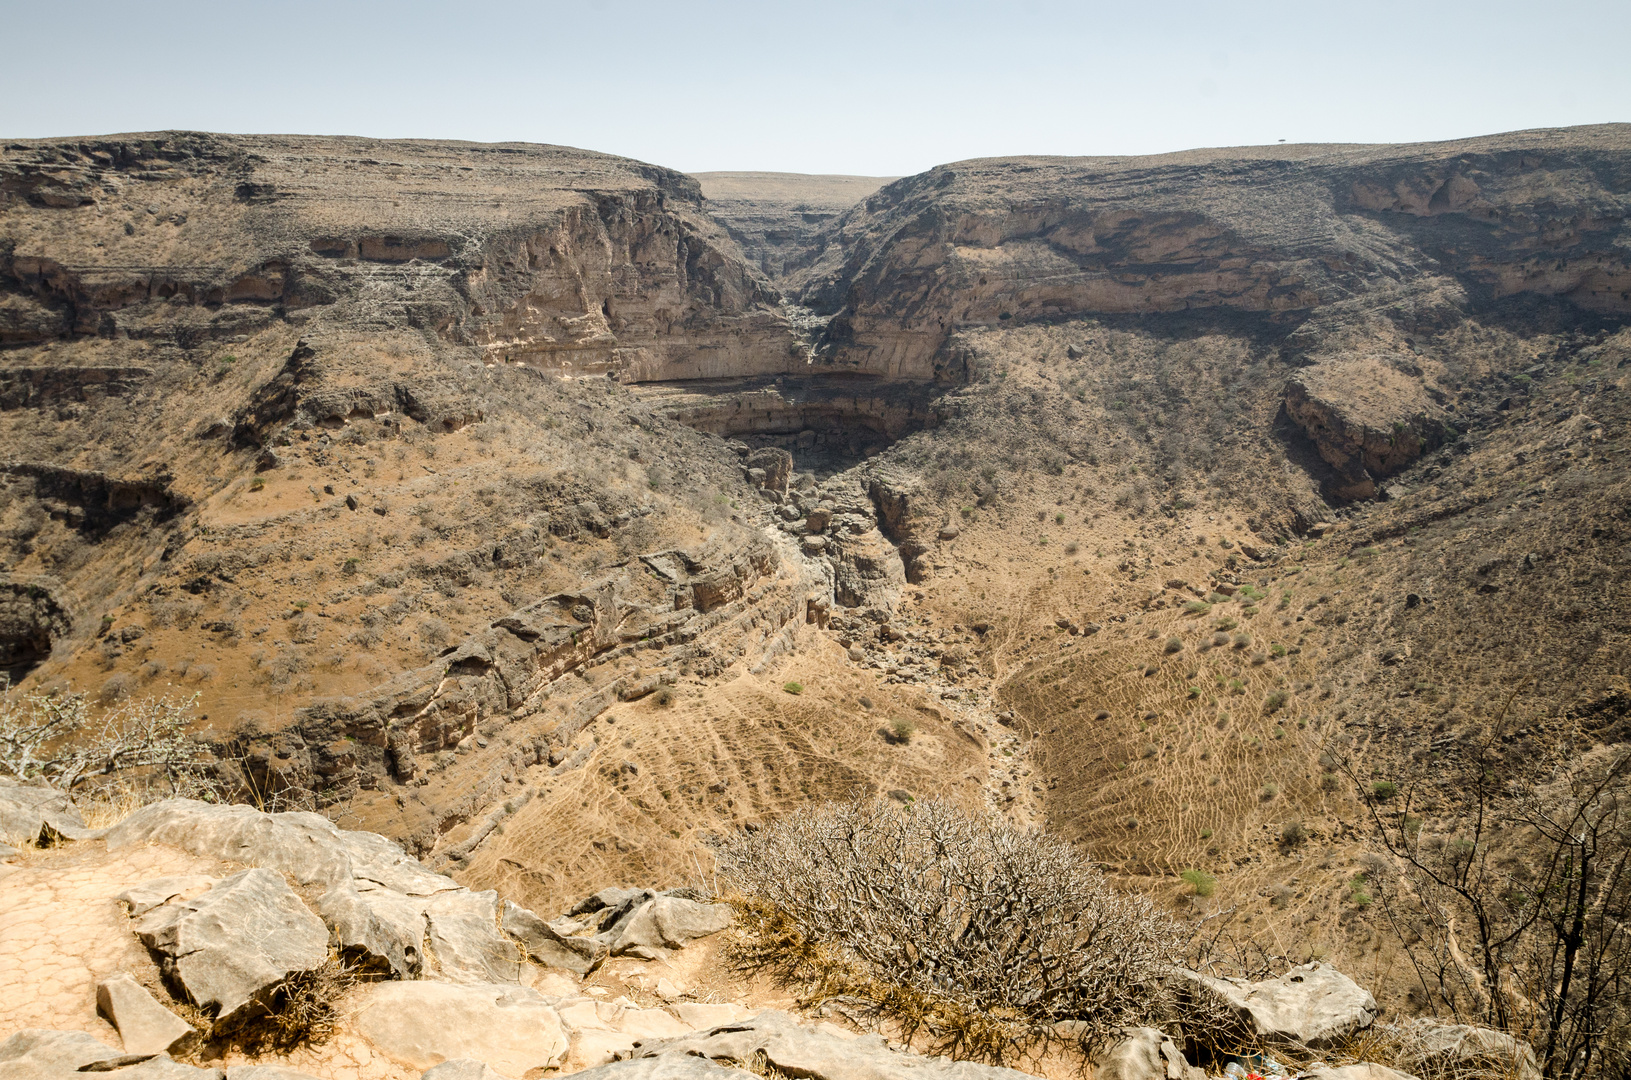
[2,124,1629,1074]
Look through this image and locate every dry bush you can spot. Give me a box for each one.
[0,681,215,795]
[225,954,360,1054]
[714,797,1181,1062]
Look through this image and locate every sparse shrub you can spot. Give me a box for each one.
[342,556,360,575]
[716,798,1181,1060]
[99,673,134,704]
[1184,600,1212,615]
[886,718,916,744]
[1214,616,1238,631]
[653,688,675,707]
[1263,690,1289,714]
[233,953,360,1052]
[1281,821,1309,846]
[250,477,266,492]
[1271,643,1287,657]
[1232,632,1251,649]
[1261,783,1280,801]
[1349,872,1373,907]
[1371,780,1399,801]
[1163,636,1182,654]
[857,696,874,710]
[783,681,804,695]
[1181,868,1217,897]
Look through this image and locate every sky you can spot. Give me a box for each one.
[2,0,1627,177]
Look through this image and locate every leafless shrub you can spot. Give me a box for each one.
[228,954,360,1053]
[0,680,214,795]
[714,797,1182,1062]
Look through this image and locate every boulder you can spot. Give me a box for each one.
[97,972,196,1055]
[106,799,519,983]
[0,1029,221,1079]
[421,1062,512,1080]
[353,981,568,1076]
[627,1010,1037,1080]
[118,875,220,917]
[609,895,732,956]
[502,900,607,975]
[1173,962,1377,1048]
[1093,1028,1204,1080]
[1404,1021,1540,1080]
[131,867,328,1021]
[0,778,98,844]
[744,448,793,494]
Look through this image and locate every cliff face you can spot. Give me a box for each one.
[0,132,801,382]
[789,126,1631,381]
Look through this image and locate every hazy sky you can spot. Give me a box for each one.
[3,0,1626,176]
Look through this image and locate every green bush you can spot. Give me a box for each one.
[1163,636,1183,654]
[1264,690,1289,714]
[887,718,917,744]
[1181,869,1217,897]
[1371,780,1399,801]
[783,681,804,695]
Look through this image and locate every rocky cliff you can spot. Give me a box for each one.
[785,126,1631,383]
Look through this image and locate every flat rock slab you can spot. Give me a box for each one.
[118,875,221,917]
[568,1058,759,1080]
[421,1061,513,1080]
[630,1010,1039,1080]
[97,971,196,1055]
[132,867,328,1021]
[353,981,568,1076]
[0,1028,221,1079]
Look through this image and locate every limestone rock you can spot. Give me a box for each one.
[0,778,97,844]
[118,875,220,917]
[97,972,196,1055]
[670,1002,753,1028]
[106,799,519,983]
[1404,1020,1540,1080]
[420,1061,513,1080]
[131,867,328,1021]
[1093,1027,1204,1080]
[1306,1065,1420,1080]
[743,448,793,494]
[627,1009,1037,1080]
[0,1029,221,1079]
[1284,357,1446,501]
[1174,962,1378,1048]
[353,981,568,1076]
[502,900,607,975]
[225,1068,328,1079]
[609,894,732,955]
[567,1057,757,1080]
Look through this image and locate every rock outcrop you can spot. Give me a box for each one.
[1283,357,1448,499]
[107,799,522,983]
[131,867,329,1021]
